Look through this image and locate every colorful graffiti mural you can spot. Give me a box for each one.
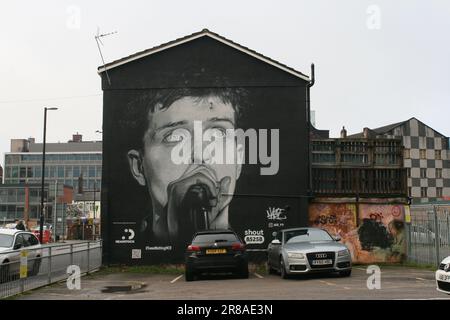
[309,201,407,264]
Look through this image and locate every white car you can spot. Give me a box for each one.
[436,256,450,294]
[0,228,42,282]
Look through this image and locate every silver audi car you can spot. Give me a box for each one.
[267,227,352,278]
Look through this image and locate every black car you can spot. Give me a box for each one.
[185,229,249,281]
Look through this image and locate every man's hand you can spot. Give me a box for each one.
[166,166,231,242]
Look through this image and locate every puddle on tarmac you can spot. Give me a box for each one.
[101,282,147,294]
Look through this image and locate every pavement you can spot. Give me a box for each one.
[14,265,450,300]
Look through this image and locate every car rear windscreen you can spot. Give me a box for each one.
[192,233,239,244]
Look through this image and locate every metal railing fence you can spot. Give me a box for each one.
[0,240,102,299]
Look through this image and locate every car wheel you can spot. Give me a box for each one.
[185,268,195,282]
[280,257,289,279]
[339,269,352,277]
[30,257,41,276]
[0,262,10,283]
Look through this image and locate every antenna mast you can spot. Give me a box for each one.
[95,28,117,86]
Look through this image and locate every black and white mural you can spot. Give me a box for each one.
[100,31,311,264]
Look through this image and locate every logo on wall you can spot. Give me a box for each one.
[115,228,135,244]
[244,229,265,244]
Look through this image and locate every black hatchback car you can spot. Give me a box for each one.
[185,229,249,281]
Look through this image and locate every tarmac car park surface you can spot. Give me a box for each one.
[15,265,450,300]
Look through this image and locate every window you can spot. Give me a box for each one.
[11,167,18,178]
[34,166,41,178]
[49,166,56,178]
[420,168,427,178]
[437,187,443,198]
[19,167,27,178]
[408,187,412,197]
[435,150,441,160]
[96,166,102,177]
[81,166,88,177]
[14,234,24,248]
[57,166,64,178]
[404,149,410,159]
[4,167,10,179]
[27,167,33,178]
[88,166,96,177]
[419,149,426,159]
[23,233,39,246]
[421,187,427,197]
[407,168,411,177]
[65,166,73,178]
[436,168,442,179]
[73,166,80,178]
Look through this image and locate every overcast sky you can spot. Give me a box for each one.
[1,0,449,167]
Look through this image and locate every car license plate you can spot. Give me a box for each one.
[439,274,450,281]
[206,249,227,254]
[312,259,332,266]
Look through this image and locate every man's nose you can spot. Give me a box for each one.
[191,139,207,164]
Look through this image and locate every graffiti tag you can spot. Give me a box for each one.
[266,207,287,221]
[313,214,337,225]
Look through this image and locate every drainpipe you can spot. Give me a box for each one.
[307,64,315,198]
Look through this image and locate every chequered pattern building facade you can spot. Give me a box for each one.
[350,118,450,203]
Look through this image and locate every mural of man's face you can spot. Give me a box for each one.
[128,96,243,243]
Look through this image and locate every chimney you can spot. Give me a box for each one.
[340,126,347,138]
[363,127,370,139]
[72,133,82,143]
[28,137,35,144]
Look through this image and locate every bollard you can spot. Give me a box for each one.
[87,242,90,274]
[70,244,73,266]
[433,206,440,267]
[48,247,52,285]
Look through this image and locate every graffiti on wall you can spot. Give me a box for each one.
[309,202,406,264]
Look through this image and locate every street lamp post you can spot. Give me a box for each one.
[93,180,96,240]
[39,107,58,244]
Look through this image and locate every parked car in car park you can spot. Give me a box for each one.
[436,256,450,295]
[267,227,352,279]
[185,229,249,281]
[0,228,42,282]
[31,224,53,244]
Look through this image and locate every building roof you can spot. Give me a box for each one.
[97,29,310,81]
[28,141,102,153]
[348,117,448,139]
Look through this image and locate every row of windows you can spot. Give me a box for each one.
[0,189,48,203]
[407,168,443,178]
[409,187,444,198]
[404,149,442,160]
[0,205,40,220]
[15,153,102,163]
[2,178,101,191]
[4,165,102,179]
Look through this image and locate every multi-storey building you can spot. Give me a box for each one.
[1,134,102,238]
[3,134,102,194]
[349,118,450,203]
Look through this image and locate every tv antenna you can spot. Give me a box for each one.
[95,28,117,85]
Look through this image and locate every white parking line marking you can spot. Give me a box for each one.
[343,287,351,290]
[254,272,264,279]
[415,277,426,281]
[170,275,183,283]
[319,280,336,286]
